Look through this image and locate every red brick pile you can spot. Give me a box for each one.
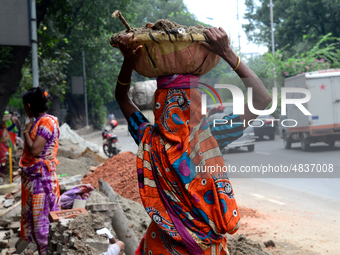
[82,152,141,204]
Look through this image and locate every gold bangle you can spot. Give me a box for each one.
[231,56,241,71]
[117,77,131,86]
[23,130,29,134]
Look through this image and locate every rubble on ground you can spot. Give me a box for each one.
[85,192,117,223]
[227,234,270,255]
[47,214,106,255]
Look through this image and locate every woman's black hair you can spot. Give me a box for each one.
[22,86,52,116]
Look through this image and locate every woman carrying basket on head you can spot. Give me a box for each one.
[115,27,271,254]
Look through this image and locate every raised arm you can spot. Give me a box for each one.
[199,27,272,128]
[115,34,143,120]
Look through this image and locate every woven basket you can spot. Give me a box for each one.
[110,32,221,78]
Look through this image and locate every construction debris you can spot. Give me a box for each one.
[99,179,138,255]
[47,214,109,255]
[227,234,270,255]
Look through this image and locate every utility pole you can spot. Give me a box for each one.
[82,47,89,127]
[269,0,277,87]
[31,0,39,87]
[237,0,241,52]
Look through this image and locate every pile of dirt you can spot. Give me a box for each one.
[77,147,106,164]
[82,152,141,203]
[57,148,104,177]
[227,234,270,255]
[112,19,206,40]
[57,148,78,159]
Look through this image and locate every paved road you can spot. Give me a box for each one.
[91,127,340,203]
[224,136,340,202]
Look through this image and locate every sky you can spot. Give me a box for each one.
[183,0,268,56]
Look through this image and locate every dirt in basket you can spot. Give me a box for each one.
[112,19,207,41]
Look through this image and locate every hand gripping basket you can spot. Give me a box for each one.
[110,12,223,78]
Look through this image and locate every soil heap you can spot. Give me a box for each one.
[57,147,105,177]
[82,151,141,203]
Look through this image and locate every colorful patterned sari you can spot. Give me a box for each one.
[129,75,243,255]
[19,114,61,255]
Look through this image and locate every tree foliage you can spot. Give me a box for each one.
[243,0,340,56]
[6,0,218,129]
[264,34,340,80]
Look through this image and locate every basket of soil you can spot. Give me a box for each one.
[110,11,226,78]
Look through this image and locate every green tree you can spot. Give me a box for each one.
[243,0,340,56]
[0,0,75,121]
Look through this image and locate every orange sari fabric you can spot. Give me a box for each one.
[136,75,241,254]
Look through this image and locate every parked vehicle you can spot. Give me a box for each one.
[278,69,340,151]
[223,126,255,153]
[252,114,277,140]
[207,103,256,153]
[102,129,120,157]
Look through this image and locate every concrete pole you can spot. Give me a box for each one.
[99,179,139,255]
[269,0,277,87]
[82,47,89,126]
[30,0,39,87]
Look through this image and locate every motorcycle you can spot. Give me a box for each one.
[102,129,120,158]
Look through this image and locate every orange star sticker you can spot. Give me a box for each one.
[320,84,326,90]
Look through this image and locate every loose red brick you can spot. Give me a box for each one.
[89,166,97,172]
[49,208,88,222]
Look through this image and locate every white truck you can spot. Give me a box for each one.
[279,69,340,151]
